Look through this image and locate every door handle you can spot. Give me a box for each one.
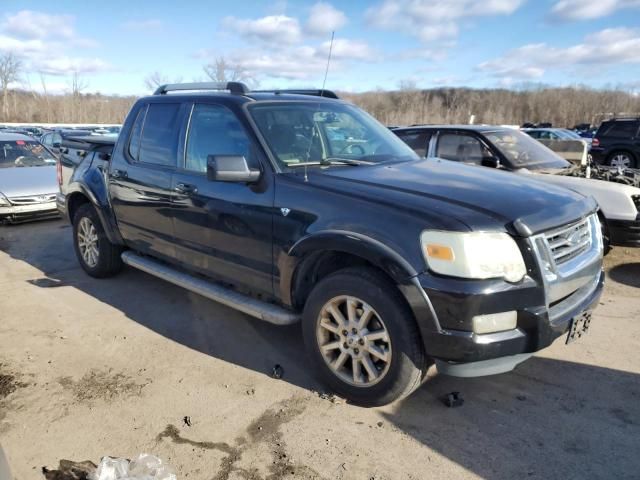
[174,183,197,195]
[111,169,128,179]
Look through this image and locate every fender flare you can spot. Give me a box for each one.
[288,230,419,283]
[66,184,124,245]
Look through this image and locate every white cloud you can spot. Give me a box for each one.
[36,57,112,76]
[477,27,640,80]
[0,10,110,77]
[222,15,301,44]
[206,37,377,82]
[318,38,376,61]
[550,0,640,21]
[121,19,163,30]
[305,2,347,36]
[366,0,524,42]
[2,10,75,40]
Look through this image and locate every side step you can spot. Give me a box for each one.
[121,251,300,326]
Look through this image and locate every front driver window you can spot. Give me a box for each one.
[185,104,251,173]
[435,133,486,165]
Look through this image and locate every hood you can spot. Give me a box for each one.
[526,171,640,221]
[0,166,58,198]
[306,158,596,236]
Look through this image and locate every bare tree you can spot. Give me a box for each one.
[0,53,22,120]
[69,71,89,97]
[203,56,255,86]
[144,71,169,90]
[143,71,184,91]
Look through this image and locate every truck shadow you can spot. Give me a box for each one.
[608,262,640,288]
[2,220,639,479]
[383,357,639,479]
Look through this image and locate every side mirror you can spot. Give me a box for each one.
[481,156,500,168]
[207,155,261,183]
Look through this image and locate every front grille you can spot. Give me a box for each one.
[544,218,592,266]
[8,193,57,205]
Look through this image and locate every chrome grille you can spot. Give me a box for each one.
[544,218,591,266]
[9,193,57,205]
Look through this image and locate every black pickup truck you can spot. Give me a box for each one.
[57,82,604,406]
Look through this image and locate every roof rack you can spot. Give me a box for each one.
[252,89,339,99]
[153,82,249,96]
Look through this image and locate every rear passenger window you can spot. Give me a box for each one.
[185,104,251,173]
[127,106,146,161]
[138,103,180,166]
[395,131,431,157]
[436,133,486,165]
[602,121,640,138]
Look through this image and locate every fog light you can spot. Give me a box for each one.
[472,311,517,334]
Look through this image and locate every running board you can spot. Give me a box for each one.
[121,251,299,326]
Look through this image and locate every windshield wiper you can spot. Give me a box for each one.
[321,157,373,166]
[287,158,372,168]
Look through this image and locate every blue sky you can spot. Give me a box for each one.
[1,0,640,96]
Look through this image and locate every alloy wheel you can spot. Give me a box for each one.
[77,217,99,268]
[316,295,392,387]
[610,153,631,168]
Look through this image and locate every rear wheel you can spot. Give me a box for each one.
[73,203,123,278]
[302,267,427,406]
[607,151,636,169]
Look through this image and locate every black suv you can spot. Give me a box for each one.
[57,82,604,406]
[590,118,640,168]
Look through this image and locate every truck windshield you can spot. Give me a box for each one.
[248,101,419,169]
[486,129,570,170]
[0,140,57,168]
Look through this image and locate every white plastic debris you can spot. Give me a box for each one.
[91,454,176,480]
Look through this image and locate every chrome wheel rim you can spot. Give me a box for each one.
[77,217,99,267]
[611,154,631,168]
[316,295,392,387]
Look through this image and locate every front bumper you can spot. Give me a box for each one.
[419,270,604,365]
[406,214,604,377]
[0,201,60,224]
[608,216,640,247]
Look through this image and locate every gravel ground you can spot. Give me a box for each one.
[0,219,639,480]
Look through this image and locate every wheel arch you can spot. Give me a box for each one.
[287,230,420,310]
[66,186,124,245]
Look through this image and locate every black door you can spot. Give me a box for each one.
[171,102,275,298]
[109,102,186,260]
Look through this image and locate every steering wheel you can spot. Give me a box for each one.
[339,144,365,155]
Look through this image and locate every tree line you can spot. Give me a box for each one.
[1,51,639,127]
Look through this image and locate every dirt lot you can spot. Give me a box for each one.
[0,219,639,480]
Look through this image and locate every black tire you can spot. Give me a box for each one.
[607,150,637,169]
[72,203,123,278]
[302,267,427,407]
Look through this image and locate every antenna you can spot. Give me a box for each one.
[305,30,335,182]
[321,31,335,95]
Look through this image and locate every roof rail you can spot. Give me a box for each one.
[252,89,339,99]
[153,82,249,96]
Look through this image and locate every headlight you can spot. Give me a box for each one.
[420,230,526,282]
[0,194,9,207]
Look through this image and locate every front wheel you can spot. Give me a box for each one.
[302,267,427,406]
[73,203,123,278]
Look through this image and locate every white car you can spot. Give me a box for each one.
[393,125,640,250]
